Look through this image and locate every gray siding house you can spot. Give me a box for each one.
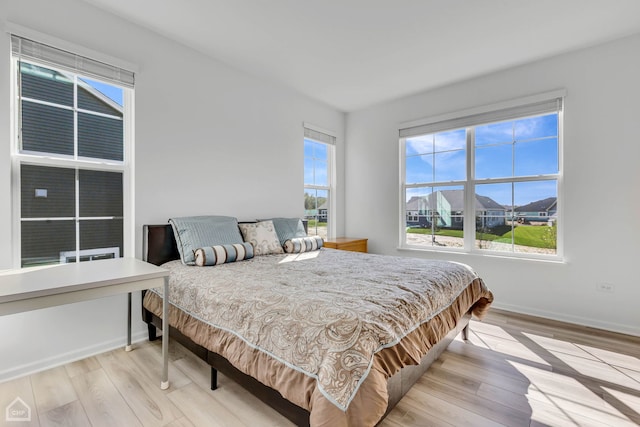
[407,190,505,230]
[20,63,124,267]
[514,197,557,223]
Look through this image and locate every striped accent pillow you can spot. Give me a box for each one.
[194,242,254,266]
[283,236,324,253]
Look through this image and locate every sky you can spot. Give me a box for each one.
[81,77,124,106]
[304,139,328,187]
[405,113,558,207]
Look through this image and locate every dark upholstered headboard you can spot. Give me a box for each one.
[143,224,180,266]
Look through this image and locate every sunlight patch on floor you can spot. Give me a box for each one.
[523,332,600,361]
[465,326,550,366]
[510,360,637,426]
[576,343,640,371]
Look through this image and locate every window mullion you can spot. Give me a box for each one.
[510,182,516,252]
[75,169,80,263]
[474,175,558,185]
[304,184,330,192]
[405,181,467,189]
[465,127,475,251]
[511,122,516,177]
[14,154,125,172]
[399,138,407,247]
[73,74,78,160]
[77,108,123,121]
[74,75,79,261]
[21,97,74,111]
[16,60,23,153]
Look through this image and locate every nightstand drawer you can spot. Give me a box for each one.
[323,237,368,253]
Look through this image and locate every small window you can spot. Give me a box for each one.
[303,125,335,239]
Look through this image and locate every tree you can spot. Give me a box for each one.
[304,192,327,210]
[304,192,316,210]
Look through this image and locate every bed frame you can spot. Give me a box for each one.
[141,224,471,426]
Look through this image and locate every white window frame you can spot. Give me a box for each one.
[303,123,336,239]
[9,28,136,268]
[399,90,564,260]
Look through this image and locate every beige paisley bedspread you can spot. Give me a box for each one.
[146,248,492,406]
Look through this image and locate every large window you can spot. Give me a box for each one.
[11,35,134,267]
[400,92,563,258]
[303,125,335,239]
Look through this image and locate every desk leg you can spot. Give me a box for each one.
[161,277,170,390]
[125,292,133,352]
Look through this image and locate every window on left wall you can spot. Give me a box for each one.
[303,125,335,240]
[10,35,135,267]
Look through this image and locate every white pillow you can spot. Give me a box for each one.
[238,221,284,255]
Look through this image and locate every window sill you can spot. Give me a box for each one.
[397,245,566,264]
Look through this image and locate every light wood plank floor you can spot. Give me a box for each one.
[0,309,638,426]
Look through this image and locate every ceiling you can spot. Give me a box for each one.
[81,0,640,112]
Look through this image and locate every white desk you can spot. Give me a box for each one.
[0,257,171,389]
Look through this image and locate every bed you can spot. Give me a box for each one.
[141,217,493,427]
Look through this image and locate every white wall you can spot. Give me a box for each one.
[0,0,344,380]
[345,34,640,336]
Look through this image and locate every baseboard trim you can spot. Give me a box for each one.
[491,302,639,338]
[0,330,149,383]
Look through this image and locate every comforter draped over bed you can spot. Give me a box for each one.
[144,249,493,426]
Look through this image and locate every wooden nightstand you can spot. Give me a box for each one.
[323,237,368,253]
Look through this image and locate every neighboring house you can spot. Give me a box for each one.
[514,197,557,223]
[19,63,124,267]
[406,190,505,229]
[406,195,431,228]
[474,193,507,229]
[305,202,327,222]
[317,201,328,222]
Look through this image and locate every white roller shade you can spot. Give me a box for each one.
[400,92,564,138]
[11,34,135,88]
[304,126,336,145]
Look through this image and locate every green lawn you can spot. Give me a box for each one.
[408,224,556,249]
[408,228,463,238]
[498,225,556,249]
